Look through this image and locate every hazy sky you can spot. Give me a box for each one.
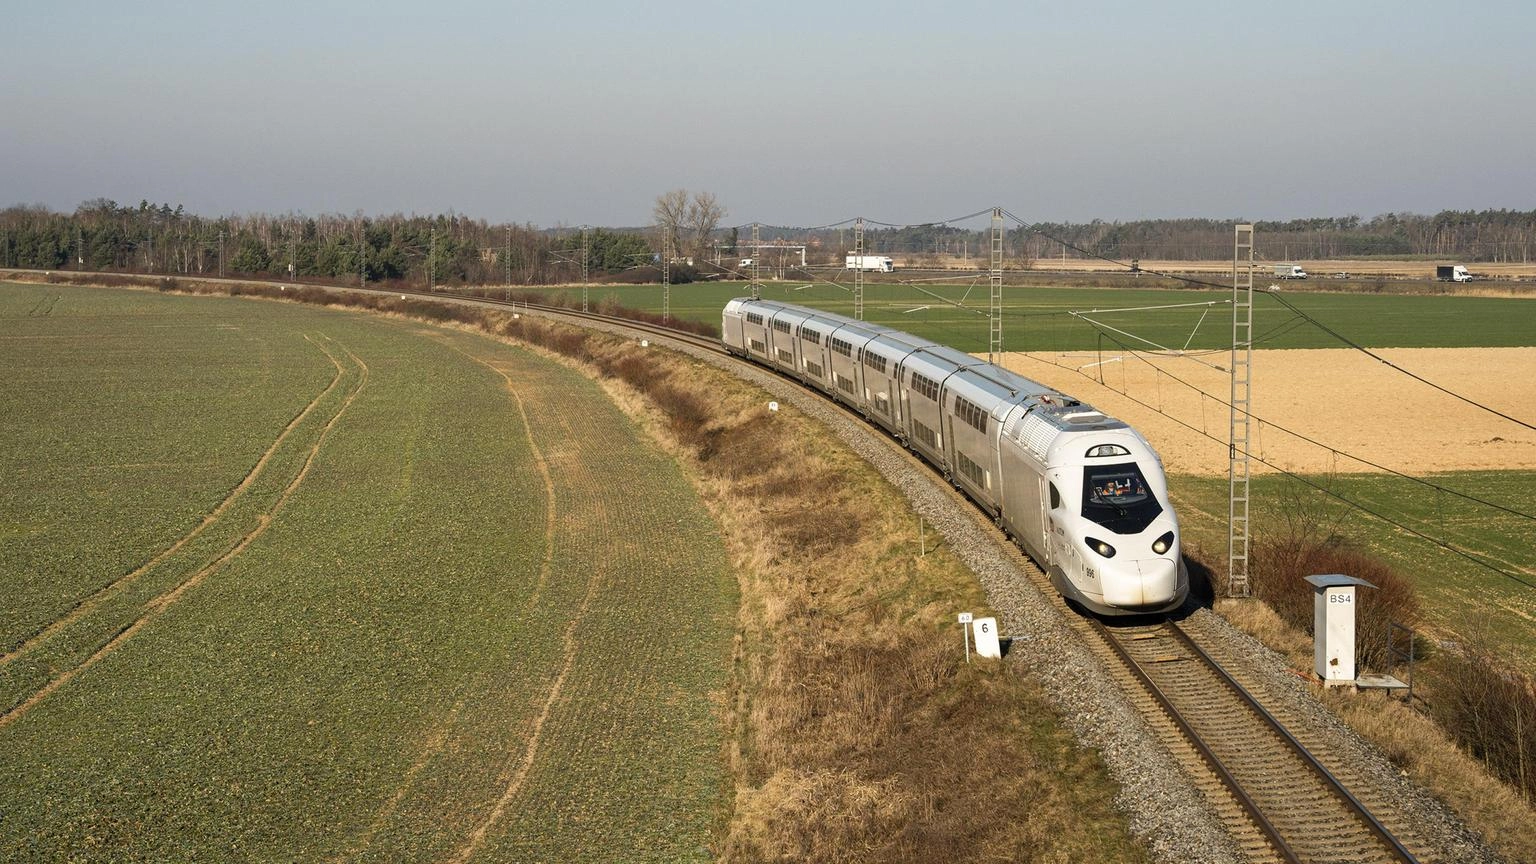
[3,1,1532,227]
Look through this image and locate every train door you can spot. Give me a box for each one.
[1046,477,1071,567]
[1040,476,1055,565]
[941,391,957,475]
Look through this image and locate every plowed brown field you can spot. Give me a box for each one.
[998,347,1536,476]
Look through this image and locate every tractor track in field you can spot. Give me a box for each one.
[492,301,1490,864]
[0,333,346,667]
[340,336,567,860]
[448,551,606,864]
[439,341,608,863]
[436,337,561,610]
[0,336,368,730]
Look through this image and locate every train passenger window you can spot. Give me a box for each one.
[1048,483,1060,510]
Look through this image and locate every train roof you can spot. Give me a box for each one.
[729,297,1130,432]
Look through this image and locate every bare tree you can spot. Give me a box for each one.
[653,189,688,257]
[685,191,726,260]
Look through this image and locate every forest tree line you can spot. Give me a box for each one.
[4,200,1535,288]
[761,210,1536,266]
[0,200,656,287]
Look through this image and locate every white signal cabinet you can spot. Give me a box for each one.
[1306,574,1376,685]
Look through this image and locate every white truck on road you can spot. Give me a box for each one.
[845,255,894,272]
[1273,263,1308,280]
[1436,264,1472,283]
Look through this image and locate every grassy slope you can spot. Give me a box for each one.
[1172,471,1536,673]
[0,285,735,860]
[537,279,1536,351]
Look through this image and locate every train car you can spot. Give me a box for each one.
[764,304,813,379]
[823,320,885,410]
[939,363,1050,516]
[860,330,929,437]
[721,297,1188,616]
[897,345,985,470]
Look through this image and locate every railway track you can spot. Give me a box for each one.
[435,291,1427,863]
[15,274,1433,861]
[1086,617,1418,864]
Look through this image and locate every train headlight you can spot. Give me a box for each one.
[1085,537,1116,558]
[1152,531,1175,555]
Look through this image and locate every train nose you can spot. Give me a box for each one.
[1102,558,1179,608]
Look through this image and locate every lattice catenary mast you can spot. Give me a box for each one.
[989,207,1003,364]
[1228,224,1255,597]
[660,224,671,322]
[853,217,865,321]
[750,223,761,300]
[581,225,590,313]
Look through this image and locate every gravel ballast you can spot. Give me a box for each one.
[639,328,1502,864]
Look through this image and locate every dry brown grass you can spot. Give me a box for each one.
[1194,533,1536,862]
[1324,688,1536,863]
[52,272,1156,860]
[598,352,1149,861]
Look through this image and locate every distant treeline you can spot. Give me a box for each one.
[4,201,1535,288]
[763,210,1536,265]
[0,200,654,287]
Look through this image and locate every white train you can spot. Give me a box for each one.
[722,297,1188,616]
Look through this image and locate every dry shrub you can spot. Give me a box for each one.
[546,328,590,360]
[1250,535,1422,670]
[1423,632,1536,802]
[45,273,1145,861]
[648,383,715,450]
[605,353,664,392]
[696,418,782,482]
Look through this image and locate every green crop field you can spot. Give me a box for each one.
[543,278,1536,352]
[545,278,1536,669]
[1172,471,1536,672]
[0,283,736,860]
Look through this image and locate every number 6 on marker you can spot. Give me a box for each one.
[972,616,1001,659]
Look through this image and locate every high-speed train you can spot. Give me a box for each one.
[722,297,1188,616]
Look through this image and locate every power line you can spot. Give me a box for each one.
[1001,207,1536,435]
[1058,319,1536,530]
[1262,290,1536,434]
[1014,345,1536,592]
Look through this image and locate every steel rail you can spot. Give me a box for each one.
[1091,619,1300,864]
[1165,624,1418,863]
[18,271,1422,861]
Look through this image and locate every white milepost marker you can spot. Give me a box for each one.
[958,612,973,663]
[972,617,1001,659]
[768,401,779,412]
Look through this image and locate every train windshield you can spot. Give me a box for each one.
[1081,463,1162,534]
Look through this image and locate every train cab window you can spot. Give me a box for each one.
[1081,463,1162,534]
[1048,483,1060,510]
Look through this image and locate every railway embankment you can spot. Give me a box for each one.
[17,272,1531,863]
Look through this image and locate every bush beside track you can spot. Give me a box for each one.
[3,275,1151,861]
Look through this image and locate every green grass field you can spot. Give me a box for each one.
[1172,471,1536,672]
[0,283,736,860]
[544,278,1536,352]
[546,278,1536,669]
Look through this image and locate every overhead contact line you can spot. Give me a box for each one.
[1262,290,1536,434]
[1021,331,1536,592]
